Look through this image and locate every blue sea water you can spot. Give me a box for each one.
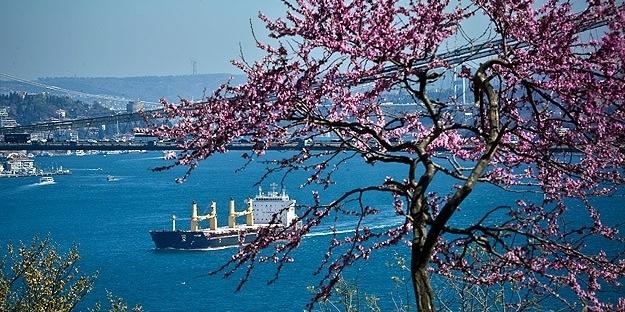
[0,151,623,311]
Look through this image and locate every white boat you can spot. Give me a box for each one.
[163,151,176,160]
[39,176,55,185]
[106,175,118,182]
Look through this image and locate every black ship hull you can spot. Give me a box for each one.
[150,230,258,250]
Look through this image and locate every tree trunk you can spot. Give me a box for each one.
[412,242,436,312]
[412,262,435,312]
[409,190,436,312]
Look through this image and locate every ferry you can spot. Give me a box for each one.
[39,176,55,185]
[150,184,300,250]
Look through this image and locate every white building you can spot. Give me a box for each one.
[2,153,36,175]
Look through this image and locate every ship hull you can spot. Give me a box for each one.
[150,230,258,250]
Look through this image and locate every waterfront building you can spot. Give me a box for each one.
[0,118,18,127]
[1,153,36,175]
[0,106,19,128]
[30,131,48,142]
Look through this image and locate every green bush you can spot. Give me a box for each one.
[0,236,140,312]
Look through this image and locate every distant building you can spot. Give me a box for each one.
[133,132,158,144]
[2,153,36,175]
[3,133,30,143]
[30,132,48,142]
[126,101,144,113]
[56,109,67,119]
[0,119,18,127]
[54,129,73,141]
[0,107,18,127]
[69,132,79,142]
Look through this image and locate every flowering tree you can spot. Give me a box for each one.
[146,0,625,311]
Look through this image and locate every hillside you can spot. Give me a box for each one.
[0,92,112,125]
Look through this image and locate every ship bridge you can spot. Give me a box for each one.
[252,184,296,225]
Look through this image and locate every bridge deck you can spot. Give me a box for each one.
[0,142,333,151]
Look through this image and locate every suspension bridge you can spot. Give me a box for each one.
[0,12,614,150]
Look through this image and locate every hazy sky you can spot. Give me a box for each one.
[0,1,283,79]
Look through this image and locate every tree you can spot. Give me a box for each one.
[0,236,142,312]
[0,236,95,312]
[320,254,548,312]
[90,292,143,312]
[146,0,625,311]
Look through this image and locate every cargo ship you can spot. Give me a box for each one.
[150,184,299,250]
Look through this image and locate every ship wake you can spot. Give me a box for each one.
[305,221,404,238]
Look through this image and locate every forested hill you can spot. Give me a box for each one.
[0,92,112,125]
[38,74,246,102]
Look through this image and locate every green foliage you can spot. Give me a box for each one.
[0,236,96,312]
[0,92,112,125]
[309,254,412,312]
[314,254,546,312]
[89,292,143,312]
[0,236,142,312]
[309,277,382,312]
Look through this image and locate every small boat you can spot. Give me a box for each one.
[39,176,55,185]
[106,175,118,182]
[163,151,176,160]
